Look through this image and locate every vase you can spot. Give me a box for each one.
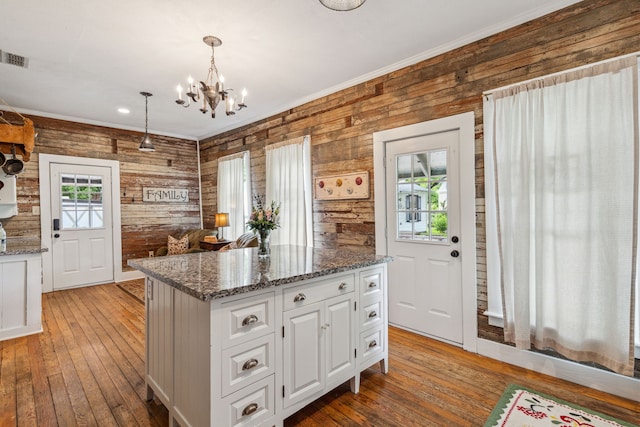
[257,229,271,258]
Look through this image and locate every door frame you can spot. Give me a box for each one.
[39,154,124,293]
[373,112,477,352]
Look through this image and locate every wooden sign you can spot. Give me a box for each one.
[314,171,369,200]
[143,187,189,202]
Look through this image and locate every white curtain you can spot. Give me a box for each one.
[484,56,638,376]
[217,151,250,241]
[266,135,313,247]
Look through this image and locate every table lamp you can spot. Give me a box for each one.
[214,213,230,241]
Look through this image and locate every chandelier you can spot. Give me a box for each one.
[175,36,247,118]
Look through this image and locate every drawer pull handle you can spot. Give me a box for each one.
[242,403,259,417]
[368,282,377,288]
[368,310,378,318]
[368,339,378,348]
[241,314,259,326]
[242,358,259,371]
[293,293,306,302]
[338,282,347,290]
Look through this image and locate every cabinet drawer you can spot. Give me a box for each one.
[360,268,383,302]
[360,299,383,331]
[222,292,275,349]
[284,274,354,310]
[359,328,384,362]
[221,334,275,397]
[220,375,274,427]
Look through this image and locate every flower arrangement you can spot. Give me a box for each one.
[247,194,280,233]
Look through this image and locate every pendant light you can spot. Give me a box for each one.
[138,91,155,152]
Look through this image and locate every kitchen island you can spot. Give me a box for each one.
[129,245,390,427]
[0,240,48,341]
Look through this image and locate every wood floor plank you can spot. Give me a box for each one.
[25,333,57,426]
[0,282,637,426]
[0,339,17,427]
[46,291,104,426]
[55,290,138,426]
[14,337,37,427]
[62,288,160,426]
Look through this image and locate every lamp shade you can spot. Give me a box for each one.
[215,213,230,228]
[138,134,155,152]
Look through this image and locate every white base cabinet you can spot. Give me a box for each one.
[145,263,387,427]
[0,253,42,341]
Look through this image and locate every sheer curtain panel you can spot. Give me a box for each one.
[484,56,638,376]
[265,136,313,247]
[217,152,250,241]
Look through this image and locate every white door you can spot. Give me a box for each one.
[384,129,463,344]
[50,163,114,290]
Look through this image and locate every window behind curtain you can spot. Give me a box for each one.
[265,136,313,247]
[217,151,251,241]
[484,55,638,376]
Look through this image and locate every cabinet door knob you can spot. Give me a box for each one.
[242,358,259,371]
[368,340,378,348]
[368,282,377,288]
[293,293,306,302]
[241,314,259,326]
[368,310,377,318]
[338,282,347,290]
[242,403,259,417]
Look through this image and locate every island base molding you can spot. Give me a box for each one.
[145,264,388,427]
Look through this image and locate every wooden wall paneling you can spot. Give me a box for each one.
[0,112,200,273]
[197,0,640,371]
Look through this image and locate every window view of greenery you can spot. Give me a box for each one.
[396,150,447,242]
[61,175,104,229]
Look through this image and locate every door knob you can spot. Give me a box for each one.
[451,236,459,243]
[451,250,459,258]
[54,233,60,238]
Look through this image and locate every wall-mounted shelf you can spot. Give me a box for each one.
[0,118,35,162]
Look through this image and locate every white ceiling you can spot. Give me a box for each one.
[0,0,580,141]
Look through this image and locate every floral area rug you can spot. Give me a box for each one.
[116,278,145,303]
[485,384,638,427]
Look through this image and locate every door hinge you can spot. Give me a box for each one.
[282,385,285,398]
[282,326,285,338]
[354,301,357,311]
[355,348,357,358]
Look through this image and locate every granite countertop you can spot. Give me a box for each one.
[128,245,391,301]
[0,239,49,256]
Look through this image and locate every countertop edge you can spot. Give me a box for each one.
[129,255,391,302]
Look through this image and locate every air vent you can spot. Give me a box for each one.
[0,50,29,68]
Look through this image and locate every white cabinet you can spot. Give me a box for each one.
[145,277,173,409]
[0,252,42,341]
[283,273,356,409]
[357,267,388,374]
[143,263,387,427]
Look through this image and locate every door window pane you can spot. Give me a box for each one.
[60,173,104,230]
[395,149,448,243]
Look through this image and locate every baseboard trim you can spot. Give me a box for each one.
[116,270,145,282]
[477,338,639,402]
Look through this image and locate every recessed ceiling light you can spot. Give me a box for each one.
[117,107,130,114]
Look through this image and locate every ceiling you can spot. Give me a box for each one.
[0,0,580,141]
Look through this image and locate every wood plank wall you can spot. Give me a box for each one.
[0,114,201,271]
[199,0,640,352]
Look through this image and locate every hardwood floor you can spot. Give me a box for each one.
[0,283,637,426]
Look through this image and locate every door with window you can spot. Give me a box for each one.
[50,163,114,290]
[384,129,463,344]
